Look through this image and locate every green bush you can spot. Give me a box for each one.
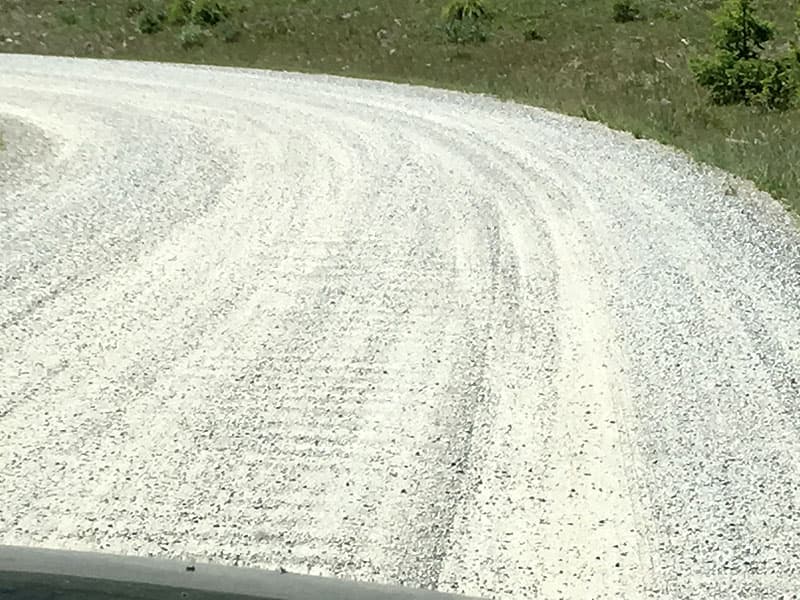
[167,0,233,26]
[753,57,799,110]
[711,0,773,60]
[442,18,488,43]
[136,5,166,34]
[691,0,799,110]
[191,0,232,26]
[793,4,800,65]
[612,1,640,23]
[441,0,491,44]
[797,2,800,34]
[179,22,206,47]
[442,0,491,22]
[692,51,772,104]
[167,0,193,24]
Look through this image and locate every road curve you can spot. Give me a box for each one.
[2,54,800,599]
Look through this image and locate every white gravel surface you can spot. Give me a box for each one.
[2,54,800,599]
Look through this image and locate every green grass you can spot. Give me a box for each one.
[2,0,799,212]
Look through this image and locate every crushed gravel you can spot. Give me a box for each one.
[1,54,800,599]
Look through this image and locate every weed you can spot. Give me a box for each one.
[441,18,488,44]
[136,5,166,34]
[442,0,491,23]
[612,1,640,23]
[167,0,234,26]
[580,104,600,121]
[167,0,193,24]
[441,0,491,44]
[687,102,725,129]
[179,22,206,47]
[191,0,232,26]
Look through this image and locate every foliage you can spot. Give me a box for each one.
[691,0,798,110]
[753,56,799,110]
[167,0,233,26]
[136,5,166,34]
[692,51,770,104]
[442,18,489,43]
[440,0,491,43]
[179,22,206,47]
[190,0,232,26]
[711,0,773,60]
[167,0,193,24]
[441,0,491,23]
[612,1,640,23]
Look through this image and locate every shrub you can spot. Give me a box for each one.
[179,22,206,47]
[753,57,799,110]
[711,0,773,60]
[692,51,772,105]
[442,0,491,22]
[612,1,640,23]
[793,4,800,64]
[442,18,488,43]
[440,0,491,44]
[691,0,799,110]
[167,0,233,26]
[797,2,800,36]
[136,5,166,34]
[191,0,232,26]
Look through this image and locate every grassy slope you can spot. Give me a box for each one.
[2,0,799,212]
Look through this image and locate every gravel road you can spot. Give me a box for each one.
[2,54,800,599]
